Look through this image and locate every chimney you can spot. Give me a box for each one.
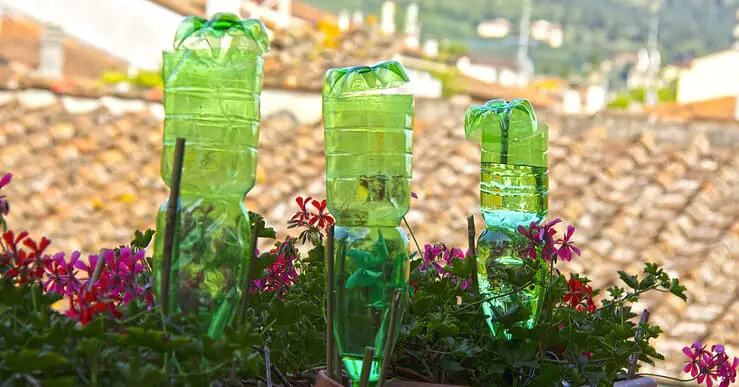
[338,9,350,32]
[352,11,364,27]
[37,23,64,79]
[278,0,291,16]
[404,3,420,49]
[423,39,439,58]
[206,0,242,18]
[380,1,396,35]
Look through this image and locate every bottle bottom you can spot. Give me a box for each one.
[476,228,544,339]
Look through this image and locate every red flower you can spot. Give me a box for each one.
[309,199,334,229]
[563,279,584,307]
[291,196,313,223]
[2,231,51,284]
[563,278,596,312]
[584,352,593,359]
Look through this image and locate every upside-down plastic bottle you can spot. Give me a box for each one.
[153,13,269,339]
[323,60,414,384]
[464,99,549,338]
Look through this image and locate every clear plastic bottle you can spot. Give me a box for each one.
[323,60,413,383]
[465,99,548,338]
[153,13,269,338]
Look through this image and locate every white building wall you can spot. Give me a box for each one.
[2,0,184,71]
[456,57,497,84]
[678,51,739,104]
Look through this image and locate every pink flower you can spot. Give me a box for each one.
[43,251,82,295]
[517,219,561,261]
[0,173,11,216]
[684,342,704,377]
[556,225,581,262]
[684,341,738,387]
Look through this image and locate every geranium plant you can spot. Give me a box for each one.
[1,172,736,387]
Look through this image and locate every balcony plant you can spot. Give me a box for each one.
[0,172,736,387]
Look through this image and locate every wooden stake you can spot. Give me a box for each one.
[240,221,260,324]
[160,137,186,316]
[358,347,376,387]
[326,225,336,381]
[377,291,401,387]
[467,215,479,298]
[628,309,650,378]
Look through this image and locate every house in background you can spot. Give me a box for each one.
[453,52,525,88]
[677,49,739,105]
[476,18,511,39]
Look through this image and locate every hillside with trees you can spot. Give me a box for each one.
[302,0,739,76]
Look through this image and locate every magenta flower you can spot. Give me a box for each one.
[43,251,82,295]
[684,341,739,387]
[74,254,99,281]
[556,225,581,262]
[420,244,444,274]
[683,342,704,377]
[0,173,11,216]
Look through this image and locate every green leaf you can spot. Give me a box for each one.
[131,229,156,250]
[443,258,474,278]
[373,230,389,260]
[137,364,168,387]
[345,269,383,288]
[346,250,378,267]
[440,359,464,371]
[306,245,324,264]
[252,252,279,277]
[42,376,78,387]
[249,211,276,239]
[669,279,688,301]
[618,271,639,290]
[1,349,69,372]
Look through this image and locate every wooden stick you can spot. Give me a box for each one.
[326,225,336,381]
[358,347,376,387]
[466,215,479,298]
[628,309,650,378]
[240,222,260,324]
[377,291,401,387]
[160,137,186,316]
[87,248,107,291]
[271,363,293,387]
[334,345,342,384]
[263,340,273,387]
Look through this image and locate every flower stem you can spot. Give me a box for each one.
[402,216,422,257]
[636,373,697,383]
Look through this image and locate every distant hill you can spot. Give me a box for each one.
[301,0,739,76]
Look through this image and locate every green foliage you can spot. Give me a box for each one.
[390,249,687,386]
[0,231,264,386]
[101,71,163,89]
[303,0,736,75]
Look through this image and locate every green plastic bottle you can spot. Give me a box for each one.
[323,60,413,384]
[153,13,269,339]
[464,99,548,338]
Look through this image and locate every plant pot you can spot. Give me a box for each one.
[316,372,657,387]
[612,377,657,387]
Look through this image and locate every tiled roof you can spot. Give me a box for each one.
[0,15,127,80]
[645,97,738,122]
[2,88,739,380]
